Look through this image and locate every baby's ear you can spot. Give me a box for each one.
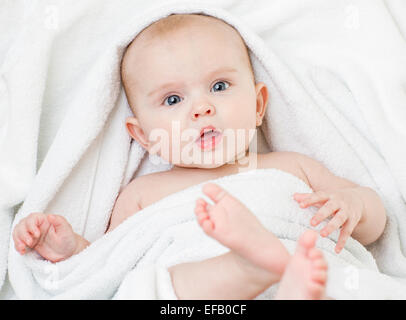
[255,82,269,126]
[126,117,149,149]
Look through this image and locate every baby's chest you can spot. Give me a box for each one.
[139,175,210,209]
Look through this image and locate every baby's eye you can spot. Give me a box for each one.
[164,95,182,106]
[211,81,230,92]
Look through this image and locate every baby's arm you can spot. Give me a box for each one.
[106,178,143,232]
[13,176,144,262]
[292,152,387,251]
[13,213,90,263]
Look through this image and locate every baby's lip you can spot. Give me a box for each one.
[195,125,223,150]
[193,125,222,143]
[199,125,220,137]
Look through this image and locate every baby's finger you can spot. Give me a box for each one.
[25,218,41,239]
[297,191,330,208]
[12,231,27,254]
[14,223,36,247]
[335,221,356,253]
[320,211,348,237]
[29,213,47,229]
[26,213,46,245]
[310,200,340,226]
[15,239,27,254]
[47,214,70,233]
[18,231,34,248]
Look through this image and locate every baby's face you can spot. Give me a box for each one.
[123,16,268,168]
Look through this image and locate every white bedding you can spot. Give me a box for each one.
[1,0,406,299]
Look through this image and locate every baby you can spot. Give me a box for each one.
[12,14,387,300]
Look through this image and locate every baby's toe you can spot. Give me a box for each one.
[308,247,323,260]
[308,283,325,299]
[299,230,318,252]
[312,258,328,271]
[311,270,328,285]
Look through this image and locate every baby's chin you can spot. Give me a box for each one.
[168,150,241,169]
[174,161,227,169]
[159,145,249,169]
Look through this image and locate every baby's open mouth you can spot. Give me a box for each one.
[196,126,223,150]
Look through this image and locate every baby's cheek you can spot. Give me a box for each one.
[144,125,169,156]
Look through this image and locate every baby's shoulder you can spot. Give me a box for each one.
[127,170,186,208]
[131,169,179,188]
[258,151,310,187]
[125,170,171,195]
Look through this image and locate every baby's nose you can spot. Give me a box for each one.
[191,105,215,120]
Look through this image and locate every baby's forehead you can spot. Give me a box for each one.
[127,14,248,58]
[121,14,254,95]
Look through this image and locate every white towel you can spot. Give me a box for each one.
[7,169,406,299]
[1,0,406,299]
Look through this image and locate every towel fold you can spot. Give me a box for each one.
[1,0,406,299]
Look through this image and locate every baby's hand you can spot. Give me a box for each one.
[293,189,364,253]
[12,213,79,262]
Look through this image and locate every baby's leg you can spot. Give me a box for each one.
[169,250,279,299]
[196,183,291,274]
[169,183,290,299]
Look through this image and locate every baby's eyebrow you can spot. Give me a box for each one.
[147,67,238,98]
[148,81,183,98]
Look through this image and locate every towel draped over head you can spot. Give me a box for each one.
[1,0,406,299]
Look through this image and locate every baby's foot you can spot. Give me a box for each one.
[275,230,328,300]
[195,183,290,277]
